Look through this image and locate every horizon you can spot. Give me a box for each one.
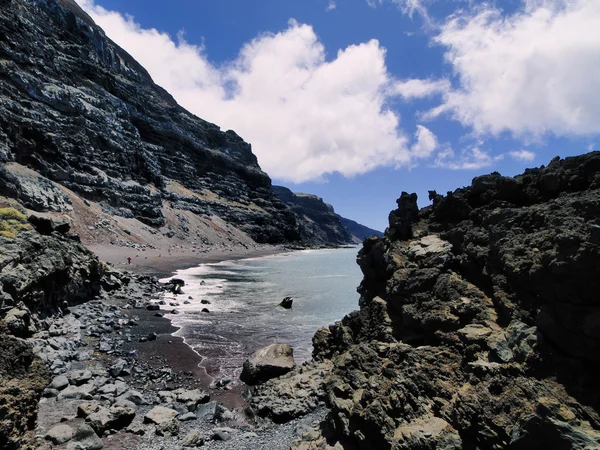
[75,0,599,231]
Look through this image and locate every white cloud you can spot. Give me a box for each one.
[75,1,450,182]
[429,0,600,137]
[326,0,337,11]
[367,0,429,19]
[392,78,449,100]
[509,149,536,162]
[433,146,503,170]
[411,125,438,159]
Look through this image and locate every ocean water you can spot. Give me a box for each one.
[160,247,363,383]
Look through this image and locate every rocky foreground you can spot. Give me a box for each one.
[251,152,600,449]
[0,214,329,449]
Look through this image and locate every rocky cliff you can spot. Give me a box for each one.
[0,0,300,245]
[336,215,383,243]
[288,152,600,449]
[273,186,355,246]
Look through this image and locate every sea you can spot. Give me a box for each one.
[160,246,363,384]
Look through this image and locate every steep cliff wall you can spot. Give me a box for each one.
[336,215,383,243]
[273,186,353,246]
[0,0,299,244]
[298,152,600,449]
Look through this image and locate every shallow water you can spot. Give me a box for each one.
[160,247,362,383]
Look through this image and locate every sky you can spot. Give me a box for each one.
[75,0,600,232]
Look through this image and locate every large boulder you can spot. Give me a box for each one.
[240,343,296,385]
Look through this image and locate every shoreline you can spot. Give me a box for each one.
[87,242,295,409]
[88,242,291,279]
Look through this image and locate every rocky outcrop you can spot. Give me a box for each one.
[293,152,600,449]
[273,186,353,246]
[0,208,106,449]
[240,343,296,385]
[0,0,300,244]
[336,215,383,243]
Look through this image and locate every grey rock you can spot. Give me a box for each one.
[109,359,127,377]
[67,369,93,386]
[49,374,69,390]
[45,424,74,445]
[181,429,205,447]
[71,423,104,450]
[240,343,296,385]
[179,412,196,422]
[211,427,237,441]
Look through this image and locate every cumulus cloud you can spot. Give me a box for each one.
[433,146,503,170]
[411,125,438,159]
[392,78,450,100]
[509,150,536,162]
[76,0,447,182]
[429,0,600,137]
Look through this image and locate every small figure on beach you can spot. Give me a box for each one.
[127,256,132,265]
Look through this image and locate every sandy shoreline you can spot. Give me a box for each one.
[89,242,291,279]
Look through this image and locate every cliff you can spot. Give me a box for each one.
[336,215,383,243]
[273,186,353,246]
[287,152,600,449]
[0,0,300,245]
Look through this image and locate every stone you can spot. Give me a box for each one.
[214,404,235,422]
[49,374,69,390]
[67,369,93,386]
[156,418,180,436]
[211,427,237,441]
[179,412,197,421]
[109,359,127,377]
[78,402,103,418]
[181,429,205,447]
[71,423,104,450]
[240,343,296,385]
[144,406,178,425]
[45,424,74,445]
[279,297,293,309]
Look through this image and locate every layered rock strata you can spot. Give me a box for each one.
[290,152,600,449]
[0,0,299,244]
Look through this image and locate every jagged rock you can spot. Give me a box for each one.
[45,424,74,445]
[295,152,600,450]
[109,359,128,378]
[279,297,293,309]
[240,343,296,385]
[251,360,333,423]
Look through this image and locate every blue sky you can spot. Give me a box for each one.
[76,0,599,231]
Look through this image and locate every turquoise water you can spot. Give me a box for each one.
[161,247,362,382]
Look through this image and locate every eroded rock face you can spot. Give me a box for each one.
[0,0,299,244]
[297,152,600,449]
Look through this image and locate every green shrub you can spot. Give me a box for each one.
[0,208,30,238]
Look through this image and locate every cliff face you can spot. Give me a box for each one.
[300,152,600,449]
[336,215,383,243]
[0,0,299,244]
[273,186,353,246]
